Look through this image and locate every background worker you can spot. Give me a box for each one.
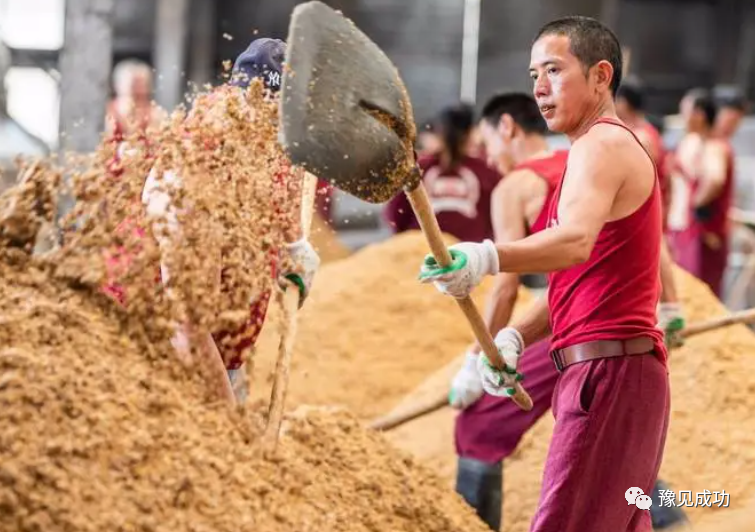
[667,89,733,298]
[142,38,320,404]
[384,103,501,242]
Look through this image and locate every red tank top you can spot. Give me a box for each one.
[636,121,671,227]
[700,140,735,239]
[546,118,666,362]
[514,150,569,234]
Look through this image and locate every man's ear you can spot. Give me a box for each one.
[498,113,516,140]
[593,59,615,93]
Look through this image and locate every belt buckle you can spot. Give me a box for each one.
[551,349,565,372]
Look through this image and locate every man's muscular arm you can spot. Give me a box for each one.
[494,129,628,273]
[659,237,678,303]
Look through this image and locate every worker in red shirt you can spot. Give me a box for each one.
[422,17,670,531]
[384,103,501,242]
[142,38,320,404]
[450,93,686,531]
[666,89,733,298]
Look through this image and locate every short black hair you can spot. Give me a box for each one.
[686,88,717,127]
[480,92,548,135]
[616,78,645,111]
[714,86,748,112]
[534,16,623,95]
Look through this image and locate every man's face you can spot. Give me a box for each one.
[479,119,515,174]
[530,34,596,134]
[131,72,151,100]
[716,107,744,139]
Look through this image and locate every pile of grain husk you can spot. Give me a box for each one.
[0,258,487,532]
[383,268,755,531]
[0,81,489,531]
[250,230,532,418]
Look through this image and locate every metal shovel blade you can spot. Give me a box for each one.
[279,1,419,203]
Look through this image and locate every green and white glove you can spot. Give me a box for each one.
[658,302,685,349]
[477,327,525,397]
[449,350,485,409]
[279,238,321,308]
[419,240,499,299]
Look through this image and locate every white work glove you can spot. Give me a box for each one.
[657,302,685,349]
[477,327,524,397]
[418,240,500,299]
[279,238,321,308]
[449,351,485,409]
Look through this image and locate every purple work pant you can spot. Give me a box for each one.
[530,353,670,532]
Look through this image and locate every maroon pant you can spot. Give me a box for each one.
[455,340,558,463]
[530,353,670,532]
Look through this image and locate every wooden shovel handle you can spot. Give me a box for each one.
[681,307,755,339]
[370,393,448,431]
[264,171,320,450]
[404,181,533,412]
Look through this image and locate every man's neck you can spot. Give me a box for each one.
[568,97,616,142]
[514,134,551,166]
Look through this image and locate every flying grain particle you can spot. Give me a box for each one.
[222,33,233,41]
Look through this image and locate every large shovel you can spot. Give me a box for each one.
[278,1,532,412]
[368,306,755,431]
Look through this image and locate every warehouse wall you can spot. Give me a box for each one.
[110,0,755,119]
[214,0,464,126]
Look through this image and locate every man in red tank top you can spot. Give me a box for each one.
[421,17,669,532]
[667,89,733,298]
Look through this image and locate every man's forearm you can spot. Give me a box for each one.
[659,237,678,303]
[510,294,551,346]
[496,226,591,274]
[693,179,725,208]
[471,274,519,354]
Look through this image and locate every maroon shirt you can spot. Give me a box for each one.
[384,154,501,242]
[546,118,666,362]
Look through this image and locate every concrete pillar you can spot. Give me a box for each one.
[713,0,747,85]
[154,0,190,110]
[188,0,216,89]
[58,0,116,153]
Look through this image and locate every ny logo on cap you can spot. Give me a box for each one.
[267,71,281,88]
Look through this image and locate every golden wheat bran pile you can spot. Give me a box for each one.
[250,230,531,419]
[0,79,491,531]
[0,255,490,532]
[384,268,755,531]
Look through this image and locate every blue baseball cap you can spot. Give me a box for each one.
[230,38,286,92]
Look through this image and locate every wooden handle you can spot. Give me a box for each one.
[404,181,533,412]
[681,307,755,339]
[369,393,448,431]
[264,171,320,450]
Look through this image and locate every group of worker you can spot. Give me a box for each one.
[390,16,749,532]
[99,12,750,532]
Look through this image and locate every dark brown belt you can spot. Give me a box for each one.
[550,337,656,372]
